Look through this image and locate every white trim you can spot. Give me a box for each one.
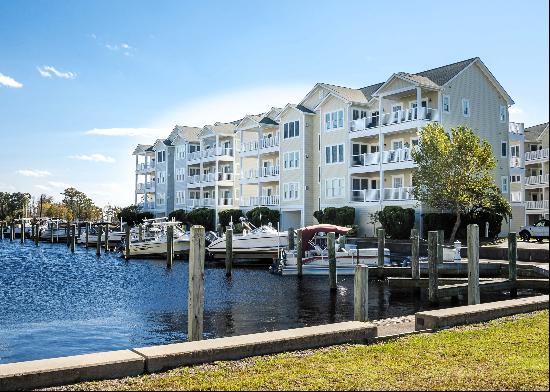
[462,98,470,118]
[499,105,507,123]
[392,174,405,188]
[501,176,509,194]
[324,109,345,131]
[283,151,300,170]
[501,140,508,158]
[324,143,345,165]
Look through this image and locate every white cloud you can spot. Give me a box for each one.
[37,66,77,80]
[17,169,52,177]
[121,43,131,49]
[35,184,53,191]
[0,72,23,88]
[47,181,72,189]
[69,153,116,163]
[85,127,164,137]
[105,44,119,51]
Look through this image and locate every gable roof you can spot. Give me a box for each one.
[524,122,549,142]
[132,144,152,155]
[415,57,477,86]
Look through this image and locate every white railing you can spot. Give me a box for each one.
[525,174,549,186]
[350,107,439,132]
[138,201,155,210]
[218,198,233,206]
[243,195,280,206]
[137,183,145,191]
[144,181,155,191]
[384,187,415,201]
[137,162,155,171]
[525,148,549,162]
[509,123,524,134]
[260,135,279,149]
[381,148,413,164]
[526,200,549,210]
[188,151,202,161]
[188,174,201,184]
[510,191,523,202]
[352,152,380,167]
[202,198,215,207]
[261,165,280,178]
[241,140,259,154]
[351,189,380,202]
[217,172,233,181]
[242,169,259,180]
[510,157,522,168]
[186,199,201,208]
[201,173,216,183]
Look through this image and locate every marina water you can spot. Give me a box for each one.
[0,240,537,364]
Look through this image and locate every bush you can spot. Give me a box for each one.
[313,206,355,227]
[423,210,503,241]
[168,209,188,224]
[117,205,154,225]
[218,209,244,228]
[187,208,215,231]
[378,206,416,239]
[246,207,280,227]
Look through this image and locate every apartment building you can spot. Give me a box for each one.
[134,57,521,235]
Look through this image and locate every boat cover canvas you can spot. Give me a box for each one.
[299,224,351,255]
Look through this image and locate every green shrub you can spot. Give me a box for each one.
[378,206,416,239]
[187,208,215,231]
[422,210,503,241]
[313,206,355,227]
[117,205,154,225]
[168,209,188,224]
[218,209,244,228]
[246,207,280,227]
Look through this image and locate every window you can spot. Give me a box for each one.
[443,95,450,113]
[156,150,166,163]
[283,182,300,201]
[501,176,508,193]
[500,105,507,122]
[411,138,419,147]
[352,178,369,191]
[325,144,344,164]
[156,171,166,184]
[462,99,470,117]
[189,167,200,176]
[175,168,185,182]
[283,151,300,169]
[353,109,367,120]
[325,110,344,130]
[157,193,165,206]
[371,179,377,189]
[391,104,402,112]
[175,146,185,160]
[188,144,200,153]
[325,178,344,198]
[510,145,520,157]
[370,145,379,153]
[175,191,185,205]
[392,140,403,150]
[392,176,403,188]
[189,190,200,199]
[501,141,508,157]
[283,120,300,139]
[510,175,521,183]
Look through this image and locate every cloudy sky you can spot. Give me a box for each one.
[0,0,548,207]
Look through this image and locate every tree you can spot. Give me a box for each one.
[117,205,153,225]
[411,123,511,243]
[61,187,101,221]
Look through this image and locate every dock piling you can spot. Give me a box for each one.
[124,224,131,260]
[225,227,233,277]
[104,223,109,251]
[467,224,480,305]
[66,224,70,247]
[138,225,143,241]
[377,228,385,267]
[428,231,439,303]
[437,229,444,264]
[188,225,205,342]
[411,228,420,279]
[10,223,15,241]
[508,232,517,281]
[34,223,39,246]
[70,224,76,253]
[296,229,303,277]
[85,223,90,248]
[288,227,295,250]
[166,225,174,268]
[354,264,369,322]
[328,232,337,291]
[0,221,3,240]
[96,225,102,256]
[50,223,54,243]
[21,220,25,244]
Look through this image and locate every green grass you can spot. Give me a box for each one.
[64,311,549,391]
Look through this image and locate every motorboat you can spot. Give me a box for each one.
[124,218,190,258]
[207,218,288,259]
[77,225,126,247]
[271,224,390,275]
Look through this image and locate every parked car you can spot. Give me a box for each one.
[519,219,549,242]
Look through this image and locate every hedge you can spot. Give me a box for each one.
[218,209,244,228]
[246,207,280,227]
[423,210,503,241]
[378,206,416,239]
[187,208,215,231]
[313,206,355,227]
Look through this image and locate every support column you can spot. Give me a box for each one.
[378,97,384,209]
[296,228,303,277]
[416,87,422,119]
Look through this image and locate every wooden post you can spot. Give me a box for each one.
[138,225,143,241]
[49,222,54,243]
[96,225,102,256]
[411,228,420,280]
[20,220,25,244]
[354,264,369,322]
[10,223,15,241]
[296,228,303,277]
[328,232,337,291]
[70,224,76,253]
[188,225,205,342]
[508,232,517,281]
[467,224,480,305]
[437,229,444,264]
[287,227,295,250]
[377,228,385,267]
[85,223,90,248]
[66,224,70,247]
[225,227,233,276]
[34,223,39,246]
[166,225,174,268]
[0,222,3,240]
[216,223,223,238]
[104,223,109,251]
[428,231,439,304]
[125,224,131,260]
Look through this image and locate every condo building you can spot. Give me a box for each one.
[134,57,526,235]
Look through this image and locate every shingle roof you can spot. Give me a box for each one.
[145,146,155,152]
[320,83,371,104]
[524,122,549,142]
[208,122,237,135]
[259,117,278,125]
[415,57,477,86]
[295,104,316,114]
[359,82,384,101]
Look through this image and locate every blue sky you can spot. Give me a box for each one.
[0,0,548,207]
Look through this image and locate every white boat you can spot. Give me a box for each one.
[77,227,125,246]
[124,219,190,258]
[207,219,288,258]
[271,224,390,275]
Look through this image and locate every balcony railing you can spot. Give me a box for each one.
[525,174,549,186]
[242,169,259,180]
[261,165,280,178]
[136,162,155,171]
[350,107,439,132]
[241,141,259,154]
[217,172,233,181]
[137,201,155,210]
[241,195,280,207]
[351,187,415,202]
[218,198,233,206]
[351,148,413,168]
[188,151,202,161]
[526,200,549,210]
[188,174,201,184]
[260,135,279,150]
[351,189,380,202]
[510,191,523,202]
[525,148,549,162]
[510,157,522,168]
[509,123,524,134]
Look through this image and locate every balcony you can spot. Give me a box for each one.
[525,148,549,163]
[526,200,549,210]
[188,151,202,163]
[241,169,259,184]
[240,140,259,156]
[351,187,415,202]
[510,157,522,168]
[384,187,415,201]
[203,147,234,162]
[525,174,549,188]
[137,201,155,211]
[218,198,233,207]
[351,189,380,202]
[260,165,280,181]
[350,148,414,174]
[350,107,439,138]
[260,135,279,154]
[240,195,280,207]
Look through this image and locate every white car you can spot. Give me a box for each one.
[519,219,549,242]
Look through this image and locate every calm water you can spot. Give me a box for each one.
[0,240,539,364]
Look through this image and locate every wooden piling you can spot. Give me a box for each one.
[70,224,76,253]
[296,228,303,277]
[125,224,131,260]
[377,228,385,267]
[188,225,205,342]
[225,227,233,276]
[21,221,25,244]
[467,224,480,305]
[437,229,444,264]
[354,264,369,322]
[96,225,102,256]
[138,225,143,241]
[428,231,439,304]
[287,227,295,250]
[216,224,223,238]
[10,223,15,241]
[166,225,174,268]
[34,223,39,246]
[508,232,517,281]
[0,221,4,240]
[66,224,70,247]
[411,228,420,280]
[104,223,109,251]
[85,223,90,248]
[328,232,337,291]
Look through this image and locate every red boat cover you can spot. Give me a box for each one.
[299,224,351,255]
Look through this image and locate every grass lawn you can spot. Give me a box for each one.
[60,311,549,391]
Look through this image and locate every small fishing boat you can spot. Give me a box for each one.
[271,224,390,275]
[207,218,288,259]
